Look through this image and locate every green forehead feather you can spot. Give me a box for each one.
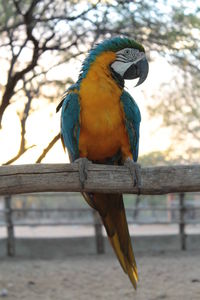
[79,37,145,80]
[98,37,145,53]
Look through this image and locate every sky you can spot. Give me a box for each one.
[2,0,196,165]
[0,54,174,165]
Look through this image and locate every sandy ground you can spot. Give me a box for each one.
[1,224,200,239]
[0,250,200,300]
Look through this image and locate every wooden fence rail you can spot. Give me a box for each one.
[0,163,200,195]
[0,163,200,256]
[0,194,200,256]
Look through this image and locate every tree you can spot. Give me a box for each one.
[0,0,105,163]
[0,0,199,164]
[148,72,200,162]
[145,3,200,161]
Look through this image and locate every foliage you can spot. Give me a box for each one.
[148,73,200,162]
[0,0,199,164]
[146,2,200,161]
[139,149,192,166]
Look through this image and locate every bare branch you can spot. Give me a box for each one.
[3,145,35,166]
[0,0,42,127]
[3,77,36,165]
[36,133,60,163]
[13,0,23,15]
[34,4,98,23]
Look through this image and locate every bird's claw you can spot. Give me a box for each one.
[124,158,141,194]
[74,158,91,189]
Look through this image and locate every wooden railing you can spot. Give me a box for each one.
[1,193,200,256]
[0,163,200,256]
[0,163,200,195]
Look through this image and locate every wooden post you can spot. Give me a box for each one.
[167,193,174,222]
[93,210,105,254]
[133,195,140,219]
[179,193,186,251]
[4,195,15,256]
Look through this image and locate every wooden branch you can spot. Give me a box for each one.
[3,145,35,166]
[0,164,200,196]
[36,133,60,163]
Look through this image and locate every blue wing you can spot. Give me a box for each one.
[61,92,80,162]
[120,90,141,162]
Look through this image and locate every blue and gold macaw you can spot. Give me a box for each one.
[57,37,148,288]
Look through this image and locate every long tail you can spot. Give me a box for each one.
[83,192,138,289]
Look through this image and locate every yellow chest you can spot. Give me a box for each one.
[78,52,131,161]
[80,74,122,133]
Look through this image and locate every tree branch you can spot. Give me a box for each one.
[3,145,35,166]
[3,77,36,165]
[0,0,42,127]
[36,133,60,163]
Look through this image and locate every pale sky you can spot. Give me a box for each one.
[0,55,173,165]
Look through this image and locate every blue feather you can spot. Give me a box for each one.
[61,92,80,161]
[120,90,141,162]
[60,37,143,163]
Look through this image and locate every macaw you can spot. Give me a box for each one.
[57,37,149,289]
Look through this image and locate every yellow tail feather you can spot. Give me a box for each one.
[83,192,138,289]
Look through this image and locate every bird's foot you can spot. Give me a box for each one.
[124,158,141,194]
[74,158,91,189]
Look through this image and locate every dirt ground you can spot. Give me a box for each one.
[0,250,200,300]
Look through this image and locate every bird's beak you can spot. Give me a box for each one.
[123,57,149,86]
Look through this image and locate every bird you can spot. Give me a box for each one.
[57,36,149,289]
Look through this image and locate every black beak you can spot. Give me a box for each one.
[123,57,149,86]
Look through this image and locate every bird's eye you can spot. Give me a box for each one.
[124,49,131,56]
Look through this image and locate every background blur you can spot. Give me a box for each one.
[0,1,200,299]
[0,0,200,165]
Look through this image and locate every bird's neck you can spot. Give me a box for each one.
[78,52,128,161]
[79,52,123,110]
[110,67,124,89]
[80,51,124,90]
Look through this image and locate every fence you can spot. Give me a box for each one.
[0,192,200,256]
[0,163,200,256]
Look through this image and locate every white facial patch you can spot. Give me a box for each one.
[111,61,134,77]
[111,48,145,77]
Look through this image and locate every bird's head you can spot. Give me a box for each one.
[109,37,149,87]
[80,37,149,87]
